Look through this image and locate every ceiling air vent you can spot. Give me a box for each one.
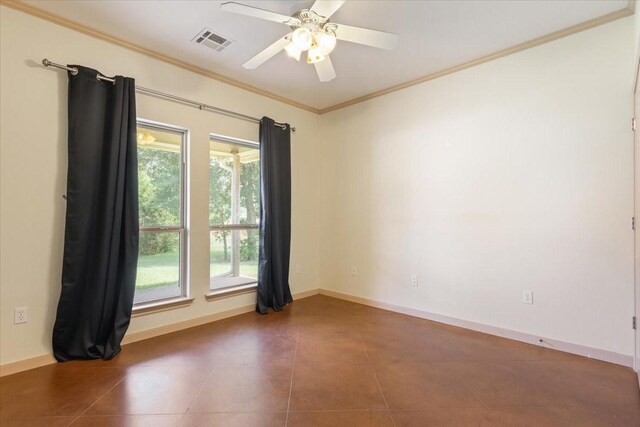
[192,28,233,52]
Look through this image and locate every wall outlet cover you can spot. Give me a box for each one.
[410,274,418,286]
[521,290,533,304]
[14,307,28,324]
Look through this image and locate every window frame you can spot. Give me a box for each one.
[209,133,260,291]
[134,118,190,307]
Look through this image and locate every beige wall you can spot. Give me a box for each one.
[318,16,636,358]
[0,6,322,365]
[1,6,637,366]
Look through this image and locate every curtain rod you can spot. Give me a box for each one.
[41,59,296,132]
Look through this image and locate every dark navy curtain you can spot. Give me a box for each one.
[256,117,293,314]
[52,65,139,361]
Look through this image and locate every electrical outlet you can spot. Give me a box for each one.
[14,307,28,324]
[410,274,418,287]
[521,290,533,304]
[295,264,301,274]
[351,266,357,276]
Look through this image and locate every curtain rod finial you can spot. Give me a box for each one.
[42,58,78,75]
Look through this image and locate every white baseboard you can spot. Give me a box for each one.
[319,289,634,368]
[0,354,57,377]
[0,288,320,377]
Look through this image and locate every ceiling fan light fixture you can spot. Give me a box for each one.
[284,42,302,61]
[292,27,312,51]
[315,31,337,55]
[220,1,399,82]
[306,44,326,64]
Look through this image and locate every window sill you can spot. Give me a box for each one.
[132,296,195,317]
[206,283,257,302]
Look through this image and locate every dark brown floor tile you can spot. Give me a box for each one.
[491,406,613,427]
[355,312,438,337]
[361,318,577,365]
[0,416,76,427]
[231,313,300,337]
[524,359,640,408]
[293,295,355,313]
[447,361,563,408]
[201,359,293,383]
[374,362,482,410]
[86,366,206,415]
[180,412,286,426]
[113,343,211,369]
[187,363,291,413]
[204,332,297,365]
[489,339,583,362]
[289,362,387,411]
[298,318,361,337]
[0,365,126,417]
[362,333,454,364]
[70,414,183,426]
[68,322,241,370]
[433,327,582,363]
[296,334,369,364]
[287,410,394,426]
[435,332,526,362]
[596,404,640,427]
[391,408,501,426]
[1,295,637,427]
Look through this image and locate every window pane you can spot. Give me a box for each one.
[210,228,258,290]
[239,160,260,226]
[209,136,259,291]
[210,229,232,277]
[209,139,260,226]
[138,126,182,227]
[209,159,232,226]
[135,230,182,304]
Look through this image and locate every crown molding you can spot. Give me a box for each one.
[319,0,635,114]
[1,0,635,115]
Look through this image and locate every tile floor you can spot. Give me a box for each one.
[1,295,639,426]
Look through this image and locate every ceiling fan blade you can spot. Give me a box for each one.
[310,0,345,20]
[314,56,336,82]
[243,34,291,69]
[220,2,298,25]
[334,23,399,50]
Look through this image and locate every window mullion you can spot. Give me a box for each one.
[140,226,184,232]
[210,224,258,231]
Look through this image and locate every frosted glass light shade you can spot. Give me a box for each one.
[292,27,312,51]
[316,32,337,55]
[284,42,301,61]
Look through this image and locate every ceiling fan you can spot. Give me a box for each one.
[220,0,399,82]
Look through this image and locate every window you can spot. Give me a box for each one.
[135,120,187,305]
[209,135,260,290]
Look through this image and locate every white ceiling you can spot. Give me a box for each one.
[24,0,629,110]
